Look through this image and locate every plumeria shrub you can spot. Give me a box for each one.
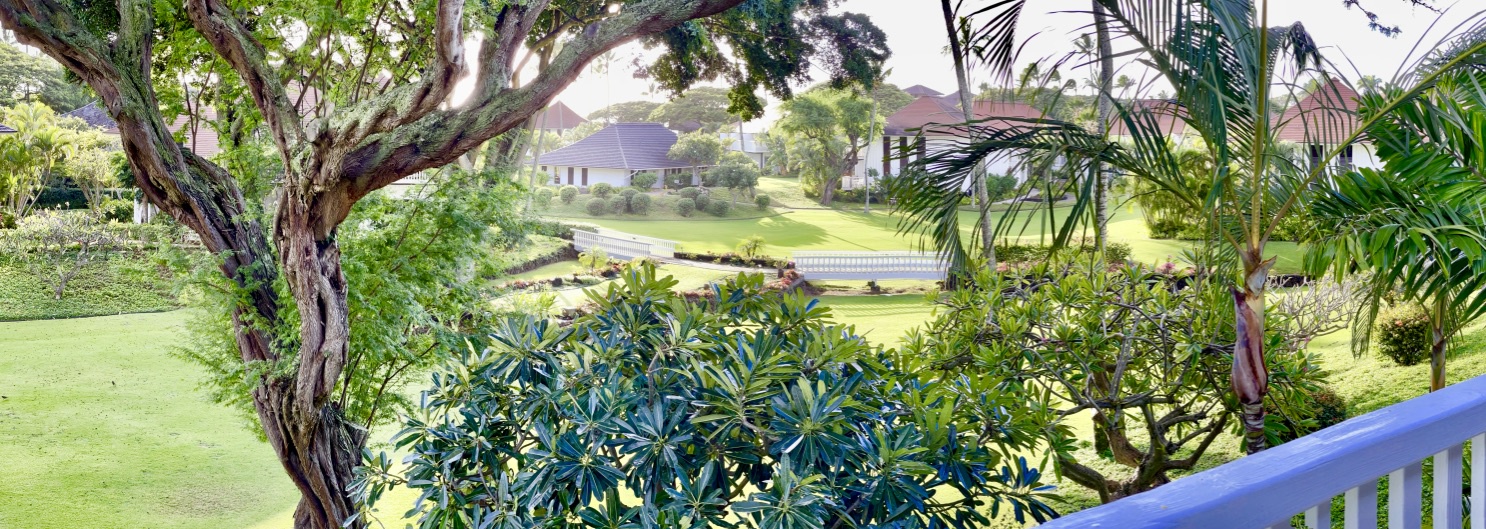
[355,266,1058,528]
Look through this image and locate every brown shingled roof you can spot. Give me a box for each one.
[903,85,944,98]
[1273,78,1361,144]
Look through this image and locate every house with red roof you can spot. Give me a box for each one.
[856,90,1046,185]
[64,101,220,157]
[532,122,700,189]
[1272,78,1377,170]
[1107,98,1190,143]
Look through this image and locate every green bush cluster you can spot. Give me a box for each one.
[694,193,712,211]
[585,197,607,216]
[607,195,629,214]
[708,199,730,216]
[620,188,638,200]
[1269,385,1349,442]
[1376,304,1431,366]
[996,241,1132,265]
[678,187,701,200]
[675,197,696,217]
[629,193,652,215]
[631,171,658,189]
[754,194,771,210]
[559,185,579,204]
[590,182,615,199]
[534,187,554,209]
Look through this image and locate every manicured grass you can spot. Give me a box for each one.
[817,294,937,346]
[0,311,297,528]
[539,190,779,221]
[0,252,180,321]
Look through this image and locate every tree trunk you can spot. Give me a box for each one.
[941,0,995,268]
[821,177,836,205]
[1092,1,1115,260]
[1232,255,1275,454]
[1430,295,1449,392]
[271,188,368,529]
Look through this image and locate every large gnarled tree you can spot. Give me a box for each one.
[0,1,885,527]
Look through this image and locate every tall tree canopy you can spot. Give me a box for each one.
[646,85,739,131]
[0,41,89,111]
[0,1,887,527]
[587,99,661,122]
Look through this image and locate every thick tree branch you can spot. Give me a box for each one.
[185,0,305,154]
[334,0,748,198]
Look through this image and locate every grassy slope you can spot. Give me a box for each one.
[549,181,1306,274]
[0,312,297,529]
[0,254,179,321]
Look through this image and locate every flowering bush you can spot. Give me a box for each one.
[1376,304,1431,366]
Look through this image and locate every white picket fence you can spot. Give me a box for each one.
[572,229,676,259]
[792,251,947,281]
[1039,371,1486,529]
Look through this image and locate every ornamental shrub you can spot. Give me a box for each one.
[608,195,629,214]
[708,199,730,217]
[559,185,579,204]
[678,187,701,200]
[629,193,652,215]
[586,197,607,216]
[591,182,615,199]
[1376,304,1431,366]
[534,187,554,209]
[357,267,1058,528]
[755,194,771,210]
[693,193,711,211]
[1269,384,1349,442]
[736,235,765,257]
[620,188,638,200]
[674,197,696,217]
[99,198,134,222]
[631,171,658,189]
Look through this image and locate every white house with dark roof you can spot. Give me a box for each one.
[855,90,1046,185]
[533,122,702,189]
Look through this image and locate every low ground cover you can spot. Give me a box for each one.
[0,252,179,321]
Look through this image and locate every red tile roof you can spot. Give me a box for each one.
[1108,99,1188,138]
[883,95,1044,136]
[531,122,691,170]
[1273,78,1361,144]
[532,101,587,131]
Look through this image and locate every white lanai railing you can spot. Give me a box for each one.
[792,251,947,281]
[572,229,676,260]
[1039,373,1486,529]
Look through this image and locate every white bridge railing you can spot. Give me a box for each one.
[792,251,947,281]
[573,229,676,259]
[1041,373,1486,529]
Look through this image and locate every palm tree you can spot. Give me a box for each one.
[890,0,1486,454]
[1308,74,1486,392]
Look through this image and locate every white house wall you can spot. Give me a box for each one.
[539,165,670,189]
[858,134,1031,185]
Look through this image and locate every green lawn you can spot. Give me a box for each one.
[0,311,297,529]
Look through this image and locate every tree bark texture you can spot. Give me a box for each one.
[0,0,751,527]
[1232,255,1275,455]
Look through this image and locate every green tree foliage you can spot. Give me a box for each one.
[647,87,737,132]
[708,198,730,216]
[736,234,765,257]
[629,192,651,215]
[559,121,605,145]
[0,42,89,112]
[590,182,614,199]
[705,159,760,206]
[0,102,74,218]
[4,0,891,523]
[356,268,1057,528]
[175,172,525,433]
[630,171,658,189]
[588,100,662,123]
[560,185,579,204]
[902,260,1338,502]
[773,89,878,204]
[667,130,727,186]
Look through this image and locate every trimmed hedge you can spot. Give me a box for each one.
[585,197,607,216]
[591,182,615,199]
[630,193,652,215]
[559,185,579,204]
[708,200,730,217]
[607,195,629,214]
[675,197,696,217]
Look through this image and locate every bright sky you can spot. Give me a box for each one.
[540,0,1481,130]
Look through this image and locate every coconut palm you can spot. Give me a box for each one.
[889,0,1486,453]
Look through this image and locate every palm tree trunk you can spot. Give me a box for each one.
[1092,1,1115,260]
[1430,295,1449,391]
[1232,255,1275,454]
[941,0,996,268]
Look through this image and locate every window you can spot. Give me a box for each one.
[567,167,574,185]
[581,168,589,186]
[1340,144,1355,170]
[882,136,891,176]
